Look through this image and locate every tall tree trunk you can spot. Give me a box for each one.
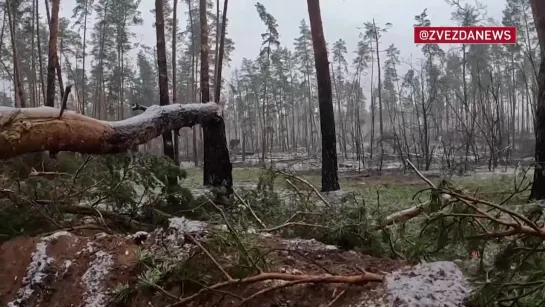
[187,0,199,166]
[30,0,36,107]
[81,0,88,114]
[45,0,60,107]
[36,0,46,105]
[155,0,175,161]
[373,19,384,173]
[306,0,340,192]
[172,0,180,164]
[530,0,545,200]
[57,38,65,100]
[214,0,228,103]
[200,0,232,192]
[6,0,26,108]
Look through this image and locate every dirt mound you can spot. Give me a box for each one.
[0,219,471,307]
[0,229,137,307]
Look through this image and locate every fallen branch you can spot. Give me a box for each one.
[165,271,384,307]
[57,205,154,231]
[0,102,222,159]
[233,190,266,228]
[0,189,153,231]
[277,170,331,207]
[372,159,451,229]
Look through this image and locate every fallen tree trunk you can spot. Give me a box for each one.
[0,102,222,159]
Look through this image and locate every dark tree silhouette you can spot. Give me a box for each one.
[200,0,233,193]
[306,0,340,192]
[531,0,545,200]
[45,0,60,108]
[155,0,176,161]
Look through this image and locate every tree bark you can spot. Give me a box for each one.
[200,0,233,192]
[155,0,176,161]
[6,0,26,108]
[172,0,180,164]
[214,0,228,102]
[0,102,222,159]
[306,0,340,192]
[36,0,46,105]
[531,0,545,57]
[530,0,545,200]
[45,0,60,107]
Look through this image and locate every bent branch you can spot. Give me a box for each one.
[0,102,222,159]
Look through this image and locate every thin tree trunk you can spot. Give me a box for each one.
[45,0,60,107]
[172,0,180,164]
[530,0,545,200]
[187,0,199,166]
[81,0,88,114]
[36,0,46,105]
[6,0,26,107]
[200,0,232,192]
[306,0,340,192]
[30,0,36,107]
[373,19,384,173]
[214,0,228,103]
[155,0,176,161]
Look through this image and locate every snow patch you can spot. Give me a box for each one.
[7,231,72,307]
[81,251,114,307]
[168,216,207,234]
[128,231,149,239]
[283,238,338,252]
[385,261,470,307]
[63,260,73,274]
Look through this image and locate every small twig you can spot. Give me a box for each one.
[238,279,309,306]
[277,170,331,207]
[233,190,266,228]
[186,233,233,281]
[260,222,329,233]
[58,84,73,118]
[165,271,384,307]
[325,289,347,307]
[206,198,262,273]
[445,190,542,234]
[131,103,148,111]
[406,159,436,188]
[28,169,70,178]
[151,283,179,300]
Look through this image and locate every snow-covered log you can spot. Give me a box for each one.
[0,102,222,159]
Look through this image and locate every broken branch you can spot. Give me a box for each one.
[165,271,384,307]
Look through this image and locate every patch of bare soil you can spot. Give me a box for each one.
[0,229,138,307]
[1,219,469,307]
[183,236,405,307]
[0,226,407,307]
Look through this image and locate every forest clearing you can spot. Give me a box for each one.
[1,0,545,306]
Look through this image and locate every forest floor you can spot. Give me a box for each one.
[0,155,534,307]
[184,163,532,213]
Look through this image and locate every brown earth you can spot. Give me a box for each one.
[0,227,405,307]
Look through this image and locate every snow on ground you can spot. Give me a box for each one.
[7,231,72,307]
[81,251,114,307]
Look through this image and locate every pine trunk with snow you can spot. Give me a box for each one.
[0,102,223,159]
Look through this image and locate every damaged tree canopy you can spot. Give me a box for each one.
[0,102,223,159]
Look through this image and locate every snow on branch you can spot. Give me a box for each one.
[0,102,222,159]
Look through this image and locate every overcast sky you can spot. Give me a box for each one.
[57,0,505,81]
